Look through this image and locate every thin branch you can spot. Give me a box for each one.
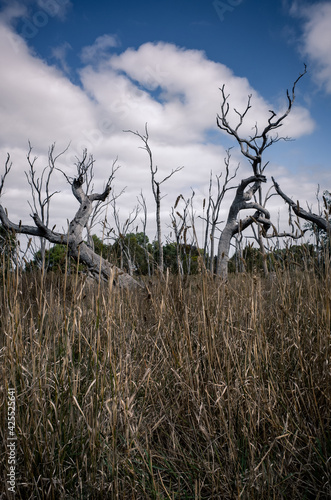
[0,154,12,196]
[216,65,307,175]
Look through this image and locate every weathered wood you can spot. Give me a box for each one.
[0,153,142,290]
[272,177,331,233]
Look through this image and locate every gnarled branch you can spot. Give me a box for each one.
[272,177,330,233]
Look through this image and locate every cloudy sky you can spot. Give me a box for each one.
[0,0,330,250]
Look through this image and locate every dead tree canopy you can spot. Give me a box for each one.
[215,65,307,279]
[125,124,183,273]
[0,147,142,290]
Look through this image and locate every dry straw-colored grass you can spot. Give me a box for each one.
[0,261,330,499]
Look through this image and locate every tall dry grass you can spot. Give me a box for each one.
[0,259,330,499]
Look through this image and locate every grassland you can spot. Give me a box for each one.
[1,262,330,499]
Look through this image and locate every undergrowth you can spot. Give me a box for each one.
[0,263,330,499]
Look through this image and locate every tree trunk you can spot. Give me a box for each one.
[216,220,237,279]
[156,183,163,272]
[69,240,139,288]
[209,227,216,273]
[257,228,268,276]
[216,175,268,280]
[0,176,142,290]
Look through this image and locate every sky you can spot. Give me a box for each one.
[0,0,330,252]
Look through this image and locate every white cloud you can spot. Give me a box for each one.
[83,41,315,143]
[0,25,320,248]
[0,22,96,149]
[51,41,72,73]
[0,1,27,24]
[80,34,120,63]
[292,1,331,93]
[0,0,72,27]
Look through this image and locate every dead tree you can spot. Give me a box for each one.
[215,65,307,279]
[0,147,142,289]
[201,149,239,273]
[138,191,151,276]
[170,192,195,276]
[25,142,66,266]
[125,124,183,272]
[272,177,331,233]
[110,194,140,276]
[84,157,120,252]
[216,174,271,278]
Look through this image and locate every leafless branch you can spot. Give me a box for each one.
[216,65,307,176]
[0,154,12,196]
[272,176,330,232]
[125,123,183,271]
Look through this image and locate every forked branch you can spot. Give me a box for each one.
[272,177,330,232]
[216,65,307,175]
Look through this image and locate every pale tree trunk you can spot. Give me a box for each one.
[67,176,141,288]
[257,228,268,276]
[138,192,151,276]
[216,175,270,280]
[0,153,142,290]
[217,214,238,279]
[256,185,269,277]
[170,194,192,276]
[155,183,163,271]
[125,124,183,274]
[202,154,239,274]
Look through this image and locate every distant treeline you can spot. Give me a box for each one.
[8,231,328,277]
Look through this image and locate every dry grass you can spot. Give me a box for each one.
[0,262,330,499]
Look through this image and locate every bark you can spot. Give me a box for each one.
[272,177,331,233]
[155,183,163,271]
[257,227,269,276]
[216,175,269,279]
[202,153,239,273]
[0,174,142,290]
[256,184,269,277]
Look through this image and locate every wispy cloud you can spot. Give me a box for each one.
[36,0,73,21]
[291,1,331,93]
[0,0,72,23]
[80,34,121,64]
[51,41,72,74]
[0,1,27,24]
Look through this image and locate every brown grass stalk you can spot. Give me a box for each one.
[0,259,330,499]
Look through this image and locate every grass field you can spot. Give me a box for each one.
[1,262,330,499]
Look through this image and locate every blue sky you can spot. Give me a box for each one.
[0,0,330,247]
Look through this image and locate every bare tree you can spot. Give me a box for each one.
[272,177,331,233]
[84,157,120,252]
[109,194,140,276]
[216,174,271,278]
[24,142,67,266]
[170,192,196,276]
[0,147,142,289]
[215,65,307,279]
[125,124,183,272]
[201,149,239,273]
[138,191,151,276]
